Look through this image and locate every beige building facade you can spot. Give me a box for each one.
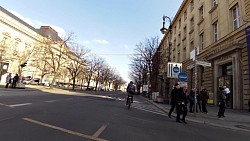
[158,0,250,110]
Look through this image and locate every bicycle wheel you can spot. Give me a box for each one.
[127,99,131,110]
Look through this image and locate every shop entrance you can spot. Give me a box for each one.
[217,63,233,108]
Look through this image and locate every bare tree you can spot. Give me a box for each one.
[129,36,159,87]
[67,44,89,90]
[41,32,74,87]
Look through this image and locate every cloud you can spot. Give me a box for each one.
[93,39,110,45]
[82,40,90,44]
[9,10,35,27]
[123,44,130,50]
[8,9,66,38]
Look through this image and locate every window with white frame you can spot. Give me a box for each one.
[213,21,218,42]
[212,0,217,7]
[199,5,204,21]
[200,33,204,49]
[232,4,241,30]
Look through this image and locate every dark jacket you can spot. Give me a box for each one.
[170,88,179,105]
[188,90,195,102]
[200,89,209,101]
[217,90,226,102]
[126,83,135,96]
[176,87,187,105]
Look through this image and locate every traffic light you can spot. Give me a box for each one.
[20,62,27,67]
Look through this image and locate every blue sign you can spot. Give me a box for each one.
[178,72,188,82]
[173,66,179,73]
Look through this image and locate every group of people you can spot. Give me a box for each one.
[168,83,233,123]
[5,73,19,88]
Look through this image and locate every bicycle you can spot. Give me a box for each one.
[126,95,133,110]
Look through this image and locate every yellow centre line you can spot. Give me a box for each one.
[92,123,109,138]
[23,118,108,141]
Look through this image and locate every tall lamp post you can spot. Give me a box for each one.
[160,15,172,103]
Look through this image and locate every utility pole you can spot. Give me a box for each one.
[194,47,197,116]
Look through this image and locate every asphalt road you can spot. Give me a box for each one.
[0,89,250,141]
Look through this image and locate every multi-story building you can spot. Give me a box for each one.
[157,0,250,110]
[0,6,71,84]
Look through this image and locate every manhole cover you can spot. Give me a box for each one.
[234,125,250,130]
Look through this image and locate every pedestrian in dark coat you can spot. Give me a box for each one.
[168,84,178,118]
[12,74,19,88]
[176,85,188,124]
[188,88,195,113]
[196,89,202,112]
[217,87,226,118]
[200,88,209,113]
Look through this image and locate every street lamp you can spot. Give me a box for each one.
[160,15,172,62]
[160,15,172,103]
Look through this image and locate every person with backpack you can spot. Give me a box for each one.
[126,81,135,105]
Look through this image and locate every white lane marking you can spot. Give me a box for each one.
[92,123,109,138]
[132,105,167,116]
[9,103,32,107]
[45,100,58,103]
[0,102,12,108]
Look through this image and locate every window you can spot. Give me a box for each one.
[200,33,204,49]
[184,10,187,20]
[190,17,194,30]
[178,33,181,44]
[212,0,217,7]
[179,18,181,28]
[190,41,194,51]
[190,0,194,12]
[174,26,176,34]
[183,47,186,60]
[199,5,204,21]
[213,21,218,42]
[177,52,180,62]
[184,26,187,38]
[232,4,241,30]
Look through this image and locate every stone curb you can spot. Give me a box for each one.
[140,95,250,132]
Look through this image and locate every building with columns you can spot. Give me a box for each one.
[155,0,250,110]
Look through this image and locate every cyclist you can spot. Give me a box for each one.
[126,81,135,105]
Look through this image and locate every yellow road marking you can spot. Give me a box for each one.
[92,123,109,138]
[23,118,108,141]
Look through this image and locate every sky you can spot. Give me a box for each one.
[0,0,183,83]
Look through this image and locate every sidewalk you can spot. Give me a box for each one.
[142,96,250,132]
[0,83,39,91]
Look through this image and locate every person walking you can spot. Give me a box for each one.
[5,73,12,88]
[188,88,195,113]
[176,83,188,124]
[200,88,209,113]
[196,89,202,112]
[217,87,226,119]
[168,84,178,118]
[11,74,19,88]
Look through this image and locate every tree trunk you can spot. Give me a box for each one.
[72,74,76,90]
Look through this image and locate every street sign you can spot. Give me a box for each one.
[196,60,211,67]
[190,47,199,61]
[178,72,188,82]
[167,62,182,78]
[173,66,180,73]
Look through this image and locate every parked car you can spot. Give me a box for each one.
[23,78,40,85]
